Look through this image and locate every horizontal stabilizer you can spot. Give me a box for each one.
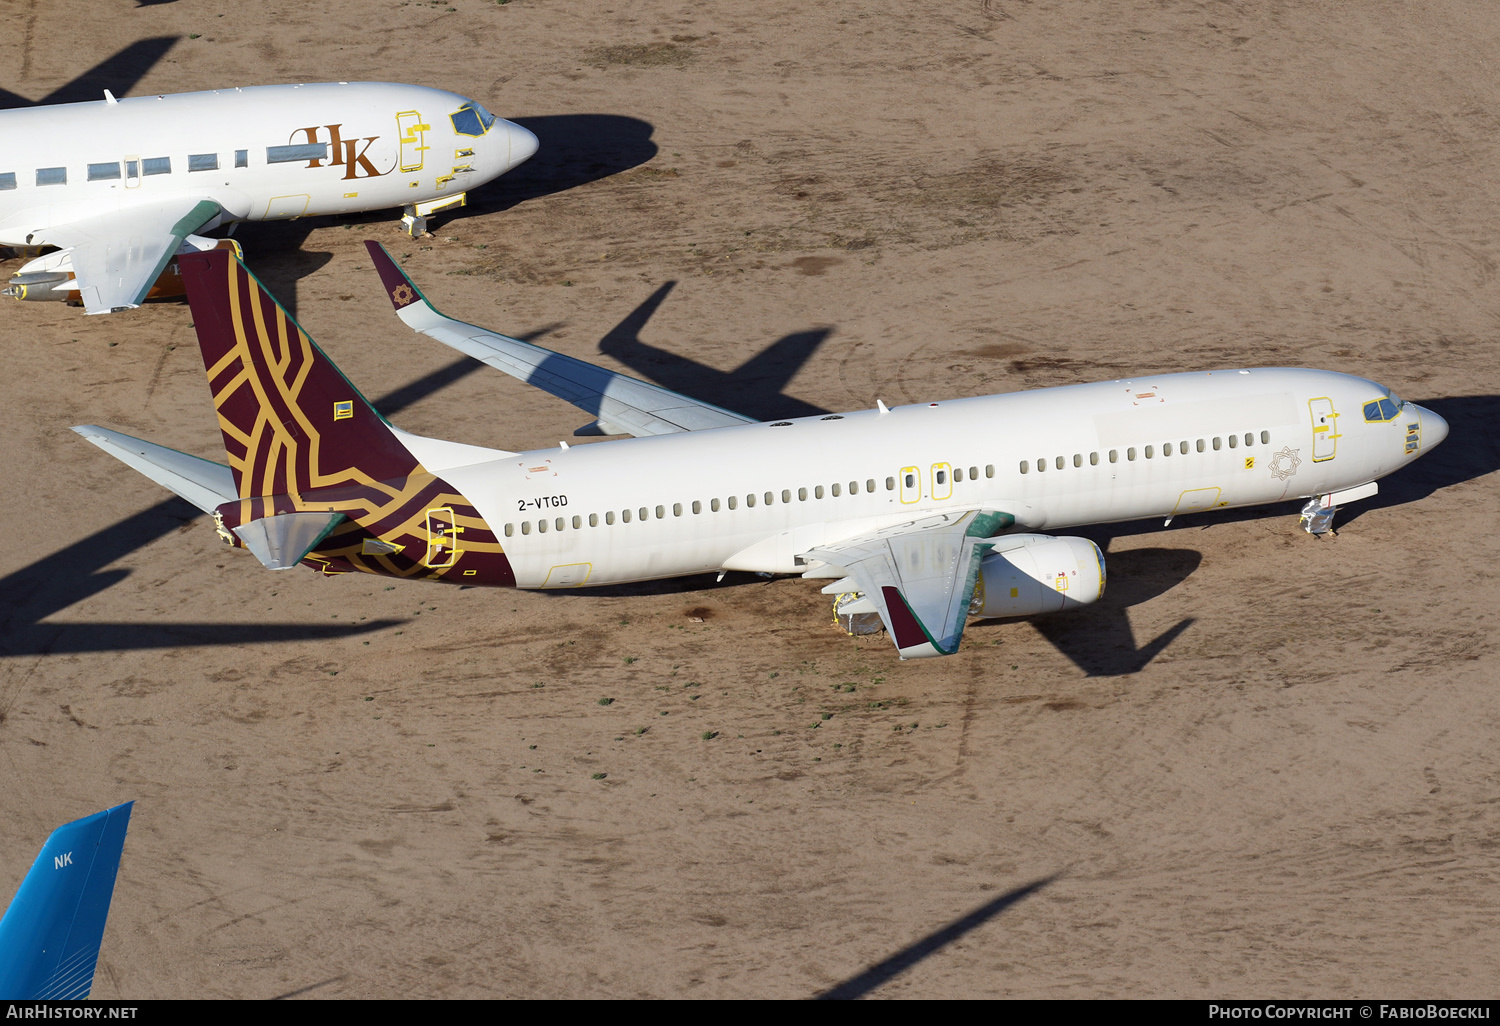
[232,511,346,570]
[0,802,133,1000]
[71,425,235,514]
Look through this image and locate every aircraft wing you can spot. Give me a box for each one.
[44,198,220,314]
[364,240,756,437]
[803,510,1013,659]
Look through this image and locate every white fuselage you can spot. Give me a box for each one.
[419,368,1446,589]
[0,82,535,245]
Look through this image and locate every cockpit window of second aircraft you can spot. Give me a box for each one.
[450,102,498,136]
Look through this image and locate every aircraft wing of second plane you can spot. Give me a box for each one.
[42,198,221,314]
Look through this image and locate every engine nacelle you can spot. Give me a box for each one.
[972,534,1105,618]
[1,271,75,302]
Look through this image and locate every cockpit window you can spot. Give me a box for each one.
[450,102,496,137]
[1364,397,1402,422]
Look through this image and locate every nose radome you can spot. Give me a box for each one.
[504,121,539,170]
[1418,405,1449,448]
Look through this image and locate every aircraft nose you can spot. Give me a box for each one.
[1417,405,1449,449]
[504,121,539,170]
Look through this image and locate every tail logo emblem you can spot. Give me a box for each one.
[391,283,416,307]
[333,400,354,421]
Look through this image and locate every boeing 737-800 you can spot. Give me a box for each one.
[0,82,537,314]
[73,245,1449,659]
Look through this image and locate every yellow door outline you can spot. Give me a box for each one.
[1309,396,1340,462]
[264,194,310,220]
[931,462,952,501]
[425,506,463,568]
[543,563,594,588]
[899,466,921,504]
[396,111,429,173]
[1173,487,1223,515]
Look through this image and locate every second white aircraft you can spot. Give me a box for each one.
[0,82,537,314]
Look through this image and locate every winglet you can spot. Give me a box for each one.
[0,802,133,1000]
[364,240,446,330]
[882,585,948,658]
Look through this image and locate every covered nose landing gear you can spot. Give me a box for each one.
[400,193,468,237]
[1299,495,1337,535]
[1297,481,1380,536]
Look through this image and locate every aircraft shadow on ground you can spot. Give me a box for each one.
[816,876,1055,999]
[593,281,834,422]
[471,114,659,214]
[972,546,1200,677]
[0,498,399,658]
[434,276,832,429]
[0,368,516,658]
[0,36,178,110]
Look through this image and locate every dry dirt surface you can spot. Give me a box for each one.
[1,0,1498,1000]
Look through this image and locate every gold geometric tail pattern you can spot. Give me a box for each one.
[182,249,514,586]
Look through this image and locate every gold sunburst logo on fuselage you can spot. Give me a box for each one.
[1269,446,1302,481]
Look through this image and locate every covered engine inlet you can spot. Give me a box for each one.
[971,534,1105,618]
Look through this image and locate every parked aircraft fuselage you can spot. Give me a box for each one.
[405,367,1446,588]
[0,81,536,247]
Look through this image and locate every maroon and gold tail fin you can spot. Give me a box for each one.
[179,249,418,500]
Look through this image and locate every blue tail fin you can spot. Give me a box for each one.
[0,802,133,1000]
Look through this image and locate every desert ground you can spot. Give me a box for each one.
[1,0,1497,1000]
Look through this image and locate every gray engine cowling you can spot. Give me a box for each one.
[972,534,1105,618]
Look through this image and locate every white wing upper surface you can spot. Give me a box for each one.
[46,198,220,314]
[804,510,1013,659]
[365,241,755,437]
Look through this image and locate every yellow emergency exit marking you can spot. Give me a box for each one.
[1244,456,1255,469]
[333,401,354,421]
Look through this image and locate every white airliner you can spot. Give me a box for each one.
[0,82,537,314]
[72,245,1450,659]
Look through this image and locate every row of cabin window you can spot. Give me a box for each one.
[901,463,998,489]
[501,465,999,537]
[1018,431,1272,475]
[0,144,334,189]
